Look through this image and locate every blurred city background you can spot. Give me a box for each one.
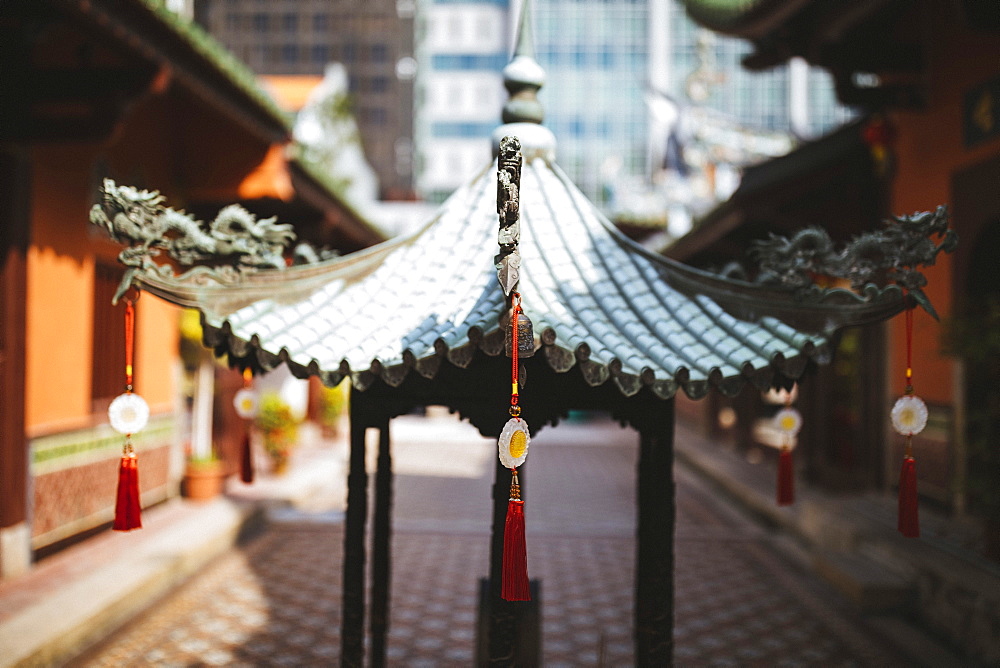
[1,0,999,665]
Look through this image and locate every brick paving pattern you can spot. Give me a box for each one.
[73,416,908,666]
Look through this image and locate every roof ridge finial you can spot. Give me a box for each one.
[513,0,535,61]
[502,0,545,125]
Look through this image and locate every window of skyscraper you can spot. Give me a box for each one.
[252,13,268,32]
[568,116,584,137]
[313,14,329,32]
[371,77,390,93]
[282,14,298,33]
[371,44,389,63]
[431,122,497,138]
[312,45,330,64]
[431,54,508,71]
[343,43,357,63]
[282,44,298,64]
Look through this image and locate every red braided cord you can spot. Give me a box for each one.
[124,299,135,389]
[905,306,913,388]
[511,293,520,407]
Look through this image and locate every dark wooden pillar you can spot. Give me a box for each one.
[341,392,370,667]
[0,146,31,578]
[370,418,392,667]
[635,399,675,665]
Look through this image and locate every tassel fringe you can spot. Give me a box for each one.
[502,498,530,601]
[898,455,919,538]
[240,431,254,484]
[113,454,142,531]
[777,446,794,506]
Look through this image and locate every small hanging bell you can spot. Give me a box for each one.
[505,307,535,358]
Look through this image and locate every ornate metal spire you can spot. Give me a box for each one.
[493,0,556,160]
[502,0,544,125]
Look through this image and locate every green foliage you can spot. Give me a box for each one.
[255,392,299,462]
[186,451,222,471]
[319,380,350,430]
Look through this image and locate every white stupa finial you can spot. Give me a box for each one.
[493,0,556,161]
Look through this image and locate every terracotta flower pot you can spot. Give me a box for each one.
[183,460,226,500]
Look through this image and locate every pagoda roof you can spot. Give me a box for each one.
[121,146,912,401]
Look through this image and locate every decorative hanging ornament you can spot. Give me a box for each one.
[112,293,143,531]
[500,292,531,601]
[498,417,530,469]
[109,392,149,435]
[894,307,923,538]
[774,398,801,506]
[495,137,530,601]
[235,368,258,483]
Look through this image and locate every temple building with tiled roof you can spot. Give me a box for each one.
[91,2,953,664]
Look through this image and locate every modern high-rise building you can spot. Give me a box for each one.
[411,0,512,203]
[534,0,853,205]
[412,0,851,205]
[193,0,851,208]
[657,3,851,138]
[193,0,417,200]
[532,0,649,204]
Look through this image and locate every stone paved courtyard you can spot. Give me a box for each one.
[72,415,910,666]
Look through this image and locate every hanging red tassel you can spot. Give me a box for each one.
[111,295,143,531]
[898,448,919,538]
[113,450,142,531]
[777,446,794,506]
[240,429,254,484]
[235,368,258,485]
[893,307,922,538]
[502,469,530,601]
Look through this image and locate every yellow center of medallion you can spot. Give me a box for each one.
[780,415,796,431]
[509,430,527,459]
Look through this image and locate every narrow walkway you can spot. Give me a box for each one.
[72,414,912,666]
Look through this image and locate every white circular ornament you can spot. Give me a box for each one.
[774,407,802,437]
[233,388,259,419]
[498,418,530,469]
[108,392,150,434]
[891,395,928,435]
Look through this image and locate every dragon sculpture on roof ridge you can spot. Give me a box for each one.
[747,205,957,319]
[90,179,299,302]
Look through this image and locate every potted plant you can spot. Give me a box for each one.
[183,452,226,500]
[256,392,299,474]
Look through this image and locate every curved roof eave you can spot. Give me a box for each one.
[132,153,909,402]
